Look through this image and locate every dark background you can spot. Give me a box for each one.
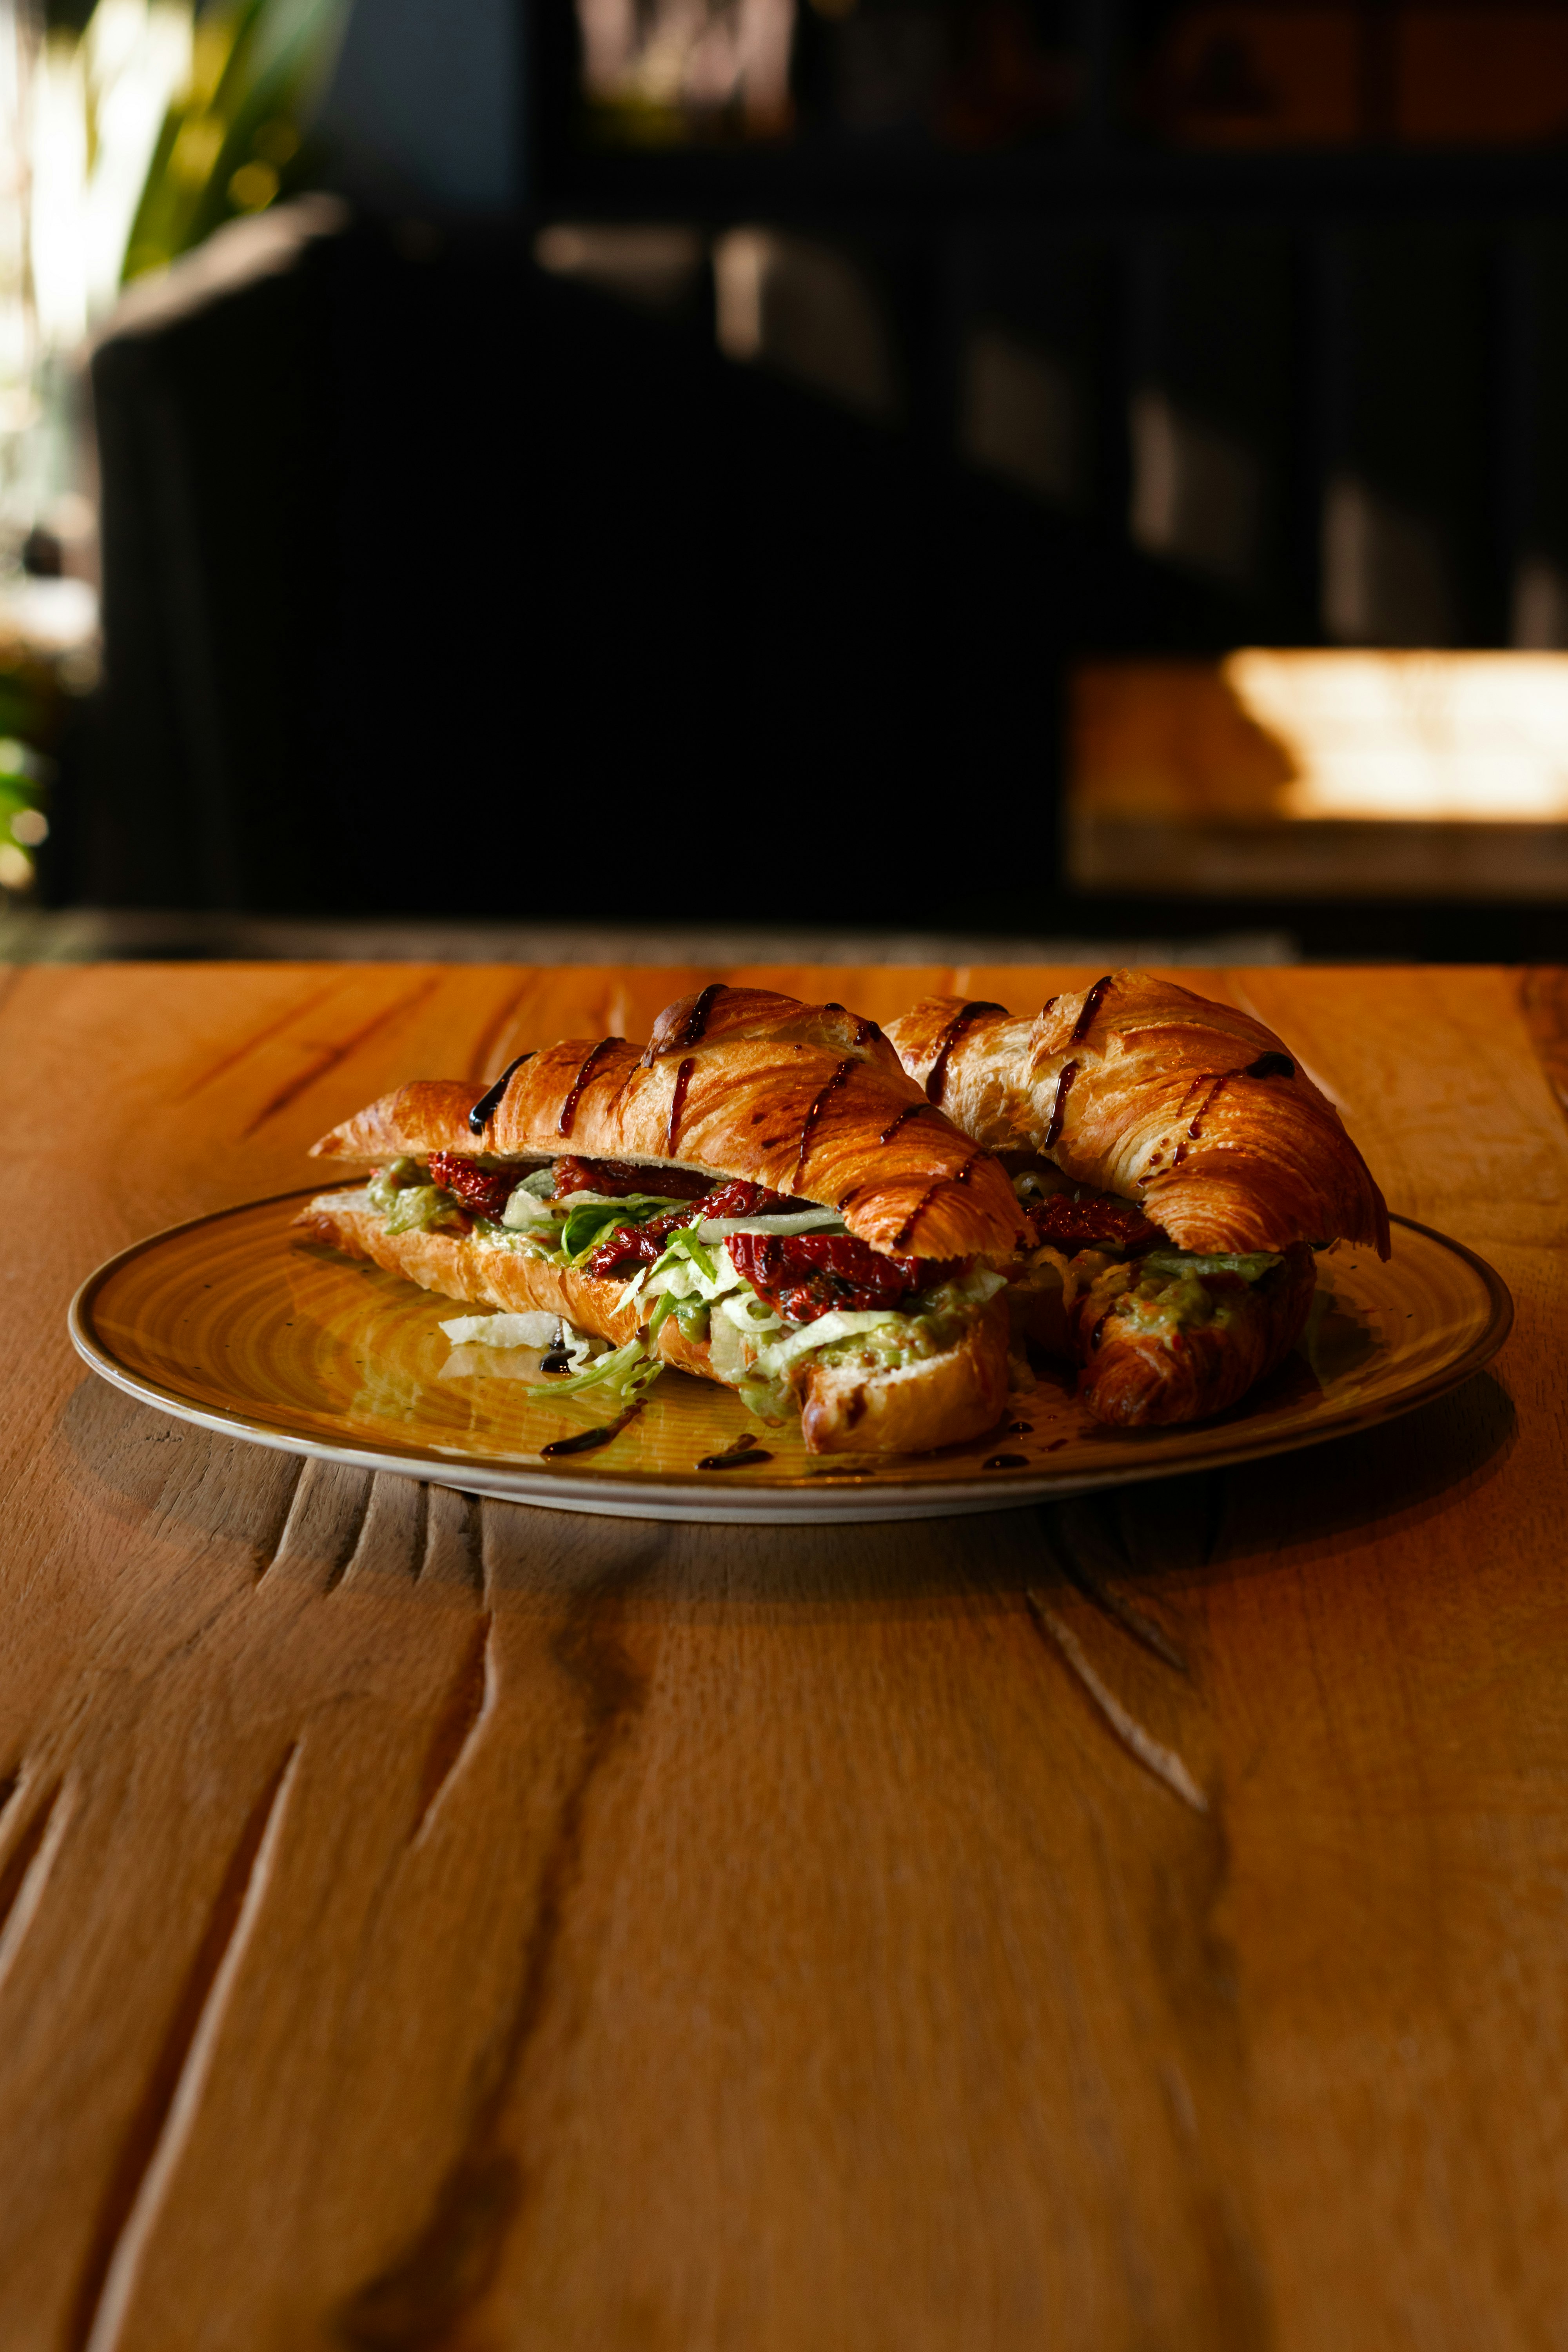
[67,0,1568,956]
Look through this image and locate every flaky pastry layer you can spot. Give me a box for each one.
[310,985,1025,1265]
[886,972,1389,1258]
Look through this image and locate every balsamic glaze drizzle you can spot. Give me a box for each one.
[793,1057,855,1188]
[1069,974,1114,1046]
[1187,1074,1229,1139]
[541,1400,644,1458]
[879,1101,931,1147]
[467,1052,533,1137]
[666,1056,695,1156]
[640,980,726,1069]
[826,1002,878,1046]
[1045,1060,1078,1148]
[1245,1051,1296,1080]
[924,1000,1006,1104]
[697,1448,773,1470]
[557,1036,623,1138]
[679,983,724,1047]
[891,1180,944,1251]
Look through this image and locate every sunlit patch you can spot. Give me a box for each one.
[1224,650,1568,822]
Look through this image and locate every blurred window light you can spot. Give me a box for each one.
[713,228,898,419]
[535,223,706,312]
[959,326,1082,507]
[29,0,194,347]
[577,0,796,140]
[1129,387,1262,588]
[0,842,33,890]
[1069,652,1568,902]
[1226,650,1568,823]
[9,805,47,846]
[1322,475,1454,648]
[1512,558,1568,653]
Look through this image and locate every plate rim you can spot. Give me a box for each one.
[66,1191,1516,1523]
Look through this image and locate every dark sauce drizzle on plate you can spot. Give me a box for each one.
[467,1052,533,1137]
[541,1399,644,1457]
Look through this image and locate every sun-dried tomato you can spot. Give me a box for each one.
[1025,1191,1162,1253]
[685,1179,800,1221]
[581,1179,809,1279]
[727,1233,967,1324]
[552,1155,711,1201]
[427,1152,518,1223]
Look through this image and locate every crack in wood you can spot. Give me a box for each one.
[335,1566,654,2349]
[69,1743,301,2352]
[408,1484,431,1584]
[249,1457,307,1584]
[0,1778,69,1993]
[454,1494,484,1595]
[239,978,443,1138]
[322,1477,377,1597]
[172,978,342,1102]
[465,983,543,1091]
[1026,1593,1208,1814]
[411,1613,494,1843]
[1040,1508,1188,1674]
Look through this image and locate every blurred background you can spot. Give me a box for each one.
[3,0,1568,961]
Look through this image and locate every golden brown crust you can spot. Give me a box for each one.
[309,985,1026,1265]
[800,1293,1011,1453]
[296,1189,1011,1457]
[885,972,1390,1259]
[1071,1242,1317,1428]
[294,1194,715,1375]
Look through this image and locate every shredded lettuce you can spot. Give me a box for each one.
[369,1167,458,1235]
[1145,1250,1281,1283]
[752,1308,906,1382]
[439,1310,560,1348]
[541,1334,664,1400]
[696,1209,843,1240]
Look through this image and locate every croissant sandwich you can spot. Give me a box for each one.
[885,970,1390,1429]
[298,985,1029,1455]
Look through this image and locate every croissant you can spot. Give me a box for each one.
[313,984,1025,1264]
[883,971,1389,1258]
[1067,1243,1318,1427]
[885,971,1386,1431]
[300,985,1024,1455]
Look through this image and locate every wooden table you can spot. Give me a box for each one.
[3,959,1564,2352]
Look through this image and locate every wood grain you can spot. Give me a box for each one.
[0,961,1564,2350]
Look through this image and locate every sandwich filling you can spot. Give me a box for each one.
[1007,1163,1289,1346]
[358,1149,1005,1420]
